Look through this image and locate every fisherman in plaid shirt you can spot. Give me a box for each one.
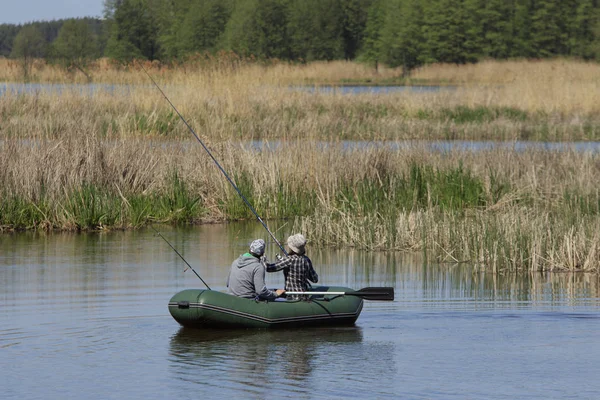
[267,233,318,300]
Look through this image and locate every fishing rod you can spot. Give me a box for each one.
[139,63,287,255]
[150,225,211,290]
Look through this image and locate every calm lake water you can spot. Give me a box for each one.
[1,223,599,399]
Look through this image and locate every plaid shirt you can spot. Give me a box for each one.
[267,254,318,299]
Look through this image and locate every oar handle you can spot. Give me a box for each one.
[286,287,394,301]
[286,291,346,295]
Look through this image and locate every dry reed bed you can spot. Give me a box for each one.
[1,130,599,272]
[3,133,598,204]
[2,81,600,142]
[3,58,600,116]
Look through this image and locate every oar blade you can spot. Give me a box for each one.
[351,287,394,301]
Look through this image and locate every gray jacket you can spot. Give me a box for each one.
[226,253,278,300]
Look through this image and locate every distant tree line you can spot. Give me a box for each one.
[0,18,105,57]
[1,18,105,79]
[2,0,600,76]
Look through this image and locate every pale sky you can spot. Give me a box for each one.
[0,0,104,24]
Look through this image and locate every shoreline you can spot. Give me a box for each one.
[1,139,598,273]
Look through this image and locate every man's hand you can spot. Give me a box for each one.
[276,254,283,261]
[275,289,285,297]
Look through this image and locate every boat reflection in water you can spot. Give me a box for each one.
[168,327,365,393]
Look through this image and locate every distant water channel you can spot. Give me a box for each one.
[0,82,134,97]
[1,82,444,97]
[250,139,600,153]
[294,84,451,94]
[1,222,599,399]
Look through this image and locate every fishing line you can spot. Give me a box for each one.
[150,225,211,290]
[139,63,287,253]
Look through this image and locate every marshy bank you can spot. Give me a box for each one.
[1,59,599,272]
[3,59,600,142]
[1,136,599,273]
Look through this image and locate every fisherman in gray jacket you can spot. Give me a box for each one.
[226,239,285,300]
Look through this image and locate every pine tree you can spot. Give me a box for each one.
[422,0,471,64]
[479,0,514,58]
[379,0,425,73]
[180,0,233,55]
[254,0,291,59]
[589,0,600,60]
[221,0,291,59]
[287,0,345,61]
[341,0,374,59]
[570,0,600,59]
[359,0,385,68]
[530,0,562,57]
[0,24,20,57]
[462,0,484,60]
[105,0,159,61]
[220,0,256,56]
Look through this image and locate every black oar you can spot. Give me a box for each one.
[286,287,394,301]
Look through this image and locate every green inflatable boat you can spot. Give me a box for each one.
[168,286,373,329]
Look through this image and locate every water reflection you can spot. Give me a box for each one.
[2,225,599,307]
[168,327,364,395]
[311,248,600,305]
